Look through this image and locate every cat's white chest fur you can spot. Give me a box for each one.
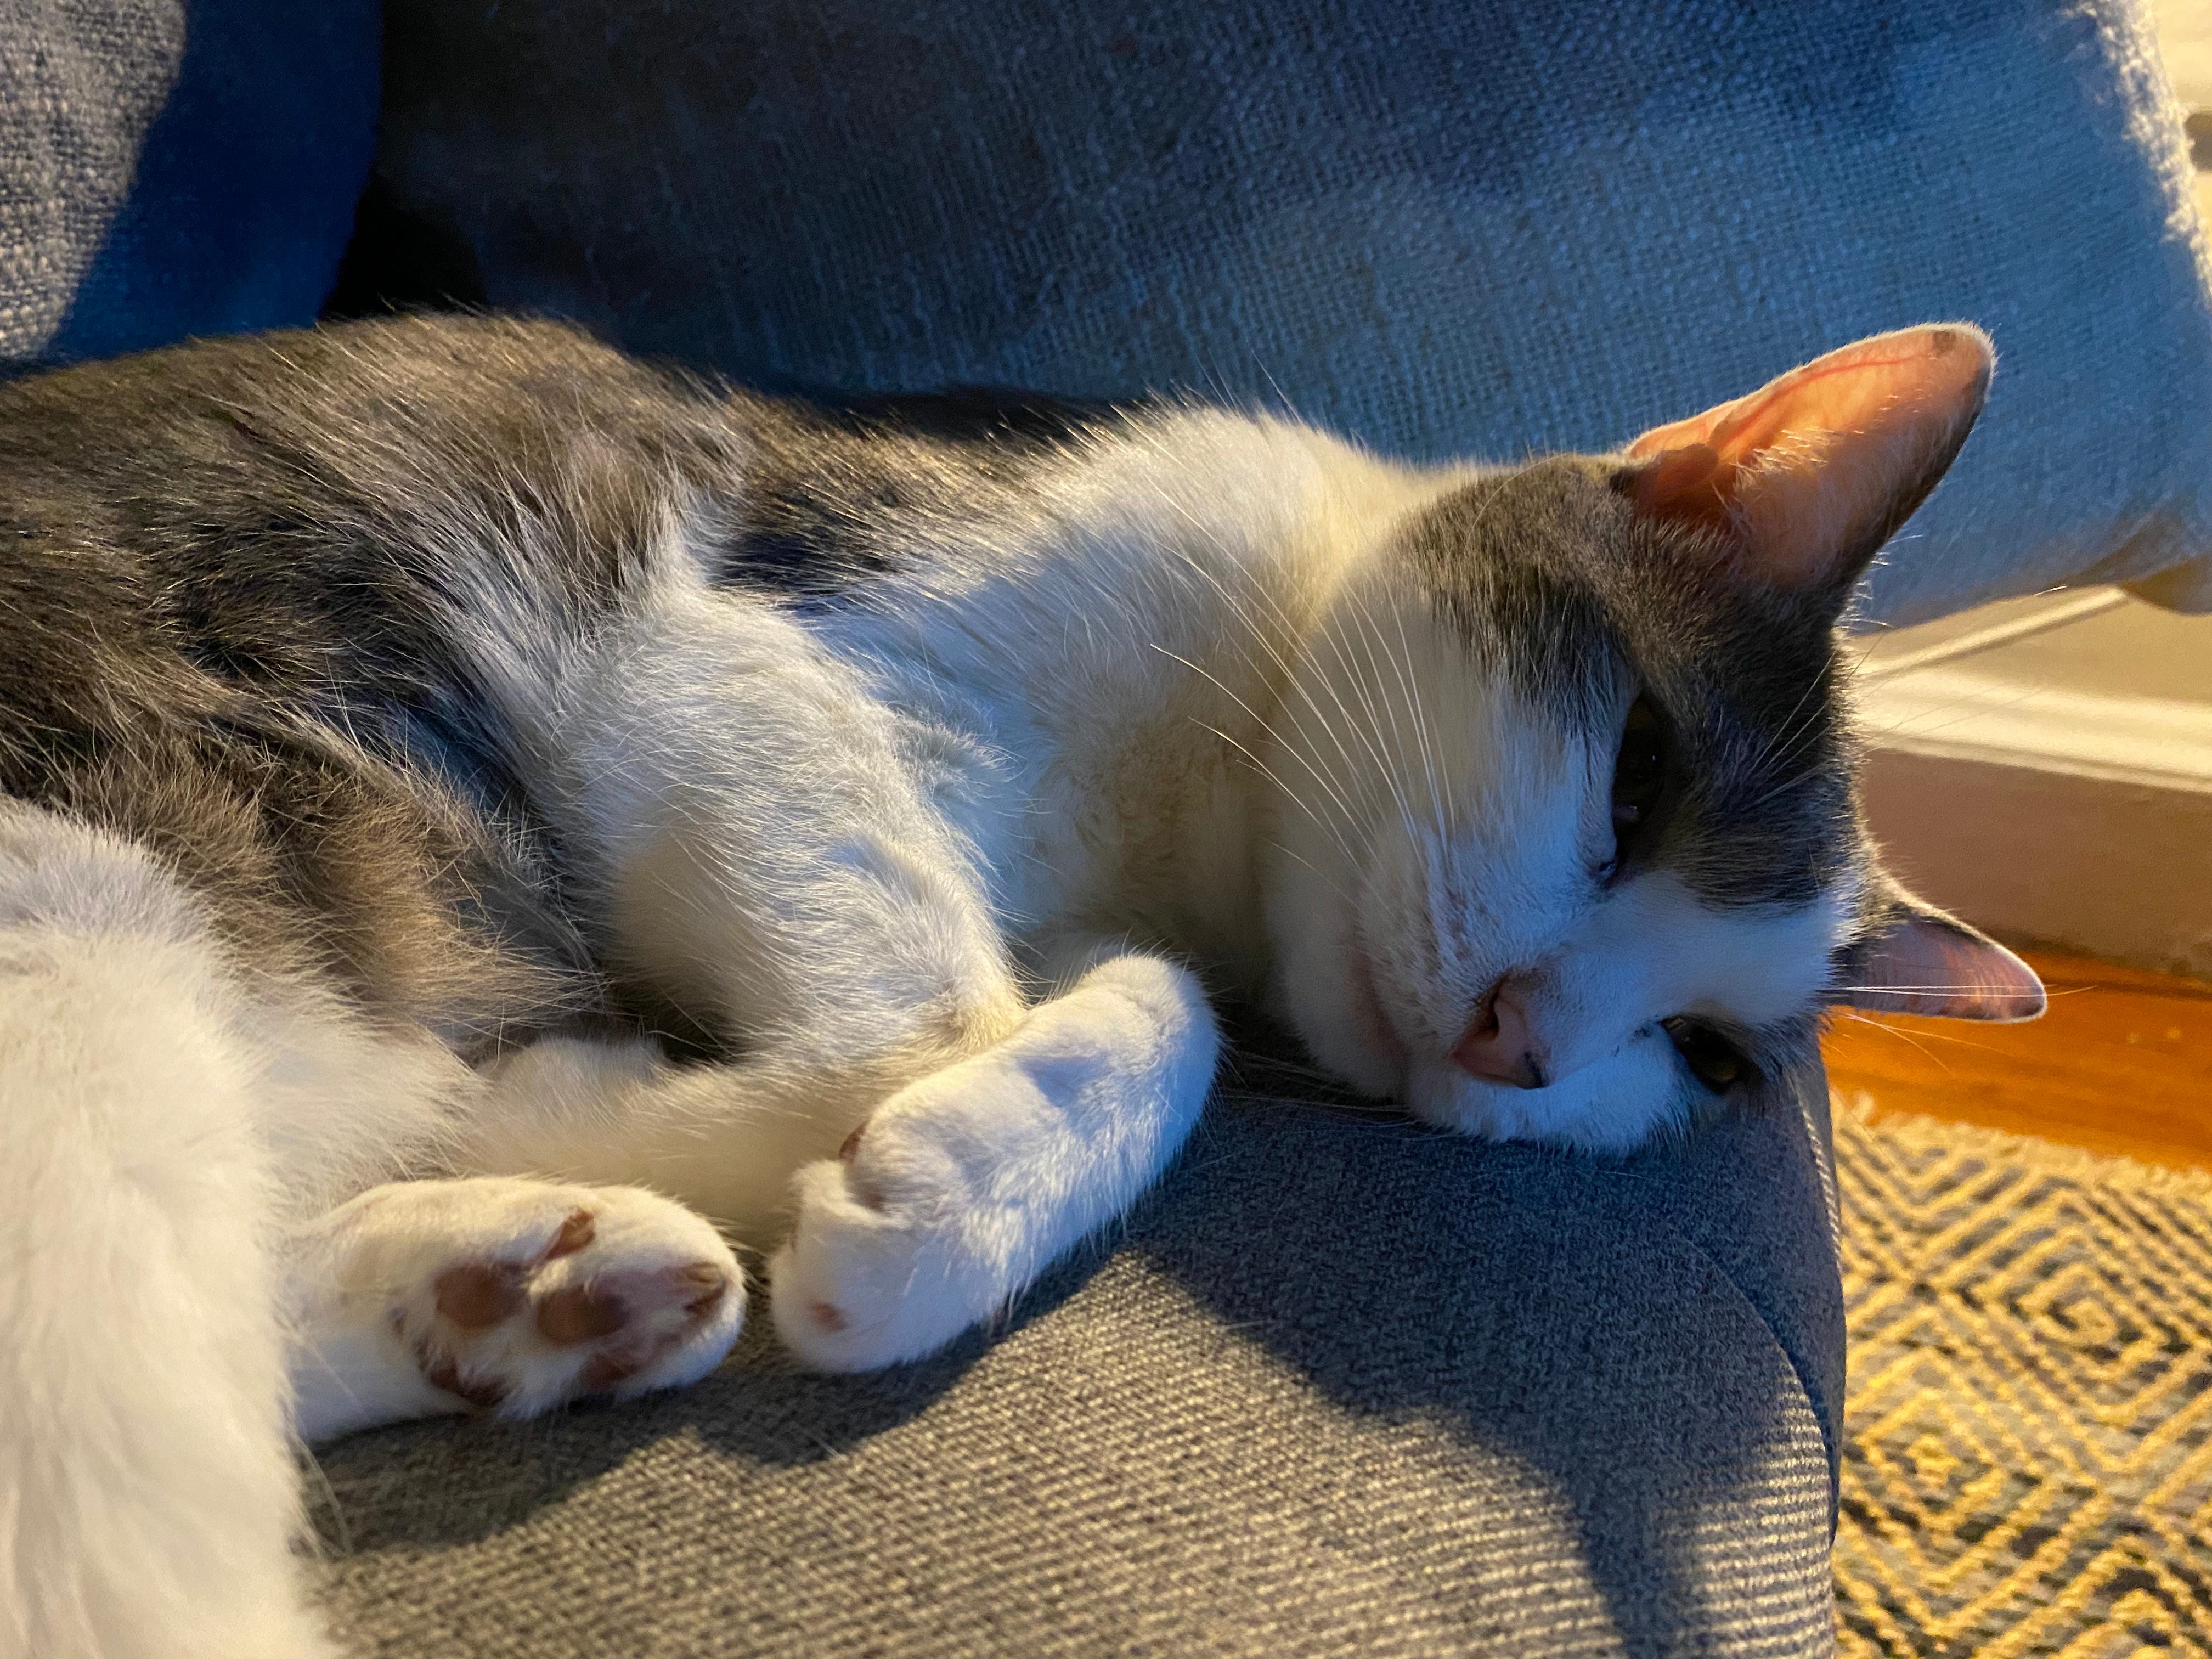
[817,413,1446,999]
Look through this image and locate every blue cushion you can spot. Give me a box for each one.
[0,0,377,366]
[368,0,2212,626]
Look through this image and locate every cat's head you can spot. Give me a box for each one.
[1262,325,2043,1150]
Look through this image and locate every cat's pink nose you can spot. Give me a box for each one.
[1451,980,1548,1090]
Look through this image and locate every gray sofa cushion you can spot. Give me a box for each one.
[368,0,2212,626]
[0,0,376,366]
[308,1077,1843,1657]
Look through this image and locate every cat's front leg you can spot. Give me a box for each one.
[770,947,1220,1370]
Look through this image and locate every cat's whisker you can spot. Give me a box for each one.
[1383,595,1454,846]
[1184,713,1361,865]
[1256,647,1392,858]
[1827,984,2029,995]
[1861,675,2055,747]
[1738,754,1835,815]
[1333,597,1425,849]
[1151,527,1395,852]
[1310,602,1423,848]
[1830,1013,2008,1053]
[1742,656,1832,781]
[1147,643,1366,857]
[1285,667,1391,836]
[1742,709,1828,798]
[1145,509,1383,823]
[1345,589,1444,850]
[1138,517,1381,831]
[1220,1045,1348,1085]
[1830,1011,1971,1079]
[1267,839,1360,910]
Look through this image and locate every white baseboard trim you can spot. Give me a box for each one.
[1863,668,2212,795]
[1853,588,2128,681]
[1858,668,2212,978]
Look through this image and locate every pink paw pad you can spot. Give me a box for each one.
[404,1203,738,1413]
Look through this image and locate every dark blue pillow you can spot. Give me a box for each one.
[1,0,378,366]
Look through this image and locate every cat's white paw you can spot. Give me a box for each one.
[770,1090,1019,1373]
[319,1177,744,1420]
[770,957,1214,1372]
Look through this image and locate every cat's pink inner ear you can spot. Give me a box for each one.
[1836,916,2046,1022]
[1622,324,1994,590]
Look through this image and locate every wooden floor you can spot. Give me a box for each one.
[1822,949,2212,1170]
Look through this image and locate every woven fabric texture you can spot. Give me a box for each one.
[1835,1103,2212,1654]
[371,0,2212,625]
[0,0,177,357]
[0,0,376,366]
[308,1076,1844,1657]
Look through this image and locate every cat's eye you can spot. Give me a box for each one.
[1604,695,1668,878]
[1661,1017,1749,1094]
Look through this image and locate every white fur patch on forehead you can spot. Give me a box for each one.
[1301,572,1602,841]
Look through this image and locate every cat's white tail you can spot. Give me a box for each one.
[0,822,330,1657]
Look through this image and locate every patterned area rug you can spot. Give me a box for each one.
[1834,1102,2212,1656]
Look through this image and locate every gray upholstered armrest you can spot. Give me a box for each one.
[310,1077,1843,1657]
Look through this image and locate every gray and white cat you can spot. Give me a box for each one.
[0,315,2041,1655]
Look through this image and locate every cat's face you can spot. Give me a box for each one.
[1264,464,1856,1148]
[1260,325,2044,1151]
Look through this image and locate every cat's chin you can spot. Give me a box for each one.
[1269,925,1411,1101]
[1401,1064,1524,1140]
[1400,1059,1688,1156]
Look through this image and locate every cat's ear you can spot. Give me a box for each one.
[1617,324,1993,595]
[1830,876,2045,1022]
